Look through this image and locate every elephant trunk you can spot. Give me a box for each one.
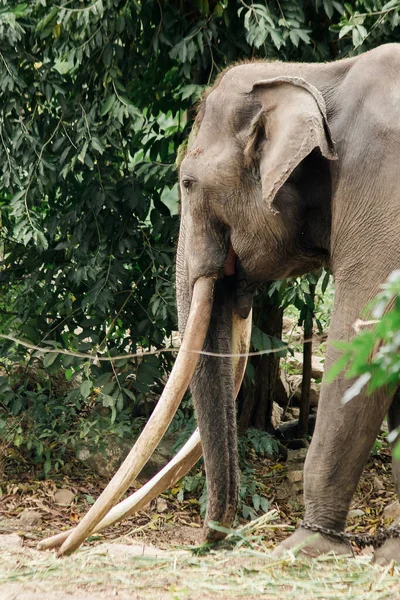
[190,278,240,540]
[176,221,254,541]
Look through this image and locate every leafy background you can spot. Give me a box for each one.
[0,0,399,475]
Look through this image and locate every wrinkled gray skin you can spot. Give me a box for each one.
[176,44,400,563]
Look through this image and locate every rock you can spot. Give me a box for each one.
[54,489,75,505]
[285,353,325,379]
[277,414,316,440]
[287,447,308,466]
[293,382,320,407]
[285,374,302,401]
[282,317,297,334]
[287,470,303,484]
[18,510,42,527]
[285,439,309,450]
[383,500,400,523]
[76,438,133,480]
[0,533,22,550]
[271,402,283,429]
[275,482,293,501]
[285,447,307,496]
[348,509,365,518]
[76,431,178,482]
[94,543,169,558]
[373,476,385,492]
[135,396,158,418]
[309,382,320,407]
[284,407,300,421]
[274,377,289,408]
[156,498,168,513]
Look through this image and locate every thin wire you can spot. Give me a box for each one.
[0,318,375,363]
[0,333,289,360]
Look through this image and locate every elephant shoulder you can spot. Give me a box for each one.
[348,43,400,89]
[335,44,400,133]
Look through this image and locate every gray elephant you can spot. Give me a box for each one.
[176,43,400,563]
[48,43,400,561]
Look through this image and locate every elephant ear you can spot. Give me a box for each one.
[244,76,338,214]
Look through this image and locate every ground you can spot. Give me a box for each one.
[1,441,400,599]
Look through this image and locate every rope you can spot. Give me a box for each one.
[0,316,376,363]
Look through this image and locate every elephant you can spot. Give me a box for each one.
[48,43,399,562]
[176,43,400,563]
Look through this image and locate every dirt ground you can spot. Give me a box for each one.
[1,441,400,599]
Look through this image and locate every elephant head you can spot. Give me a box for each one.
[177,71,337,540]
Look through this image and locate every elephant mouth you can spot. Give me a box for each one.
[223,245,237,277]
[221,243,255,320]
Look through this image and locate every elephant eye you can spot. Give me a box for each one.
[182,178,193,191]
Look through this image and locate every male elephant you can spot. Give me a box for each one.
[49,44,399,561]
[176,43,400,563]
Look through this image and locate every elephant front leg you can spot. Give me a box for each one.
[274,305,393,558]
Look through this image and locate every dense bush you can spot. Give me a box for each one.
[1,0,400,473]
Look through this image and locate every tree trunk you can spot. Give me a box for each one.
[297,282,316,438]
[238,290,283,432]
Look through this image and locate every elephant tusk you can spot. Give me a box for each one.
[38,307,253,552]
[56,276,216,557]
[232,307,253,393]
[38,430,203,551]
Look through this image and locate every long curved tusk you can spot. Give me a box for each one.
[38,431,203,551]
[38,307,253,552]
[57,276,216,557]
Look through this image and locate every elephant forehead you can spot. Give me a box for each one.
[182,142,241,184]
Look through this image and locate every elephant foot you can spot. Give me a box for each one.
[203,522,228,543]
[203,512,236,543]
[373,538,400,565]
[272,526,351,558]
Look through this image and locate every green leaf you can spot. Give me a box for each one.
[53,58,75,75]
[101,94,116,116]
[339,25,352,39]
[332,1,345,13]
[78,140,89,164]
[323,0,334,19]
[326,352,351,383]
[80,380,92,399]
[43,352,59,368]
[382,0,399,10]
[252,494,261,511]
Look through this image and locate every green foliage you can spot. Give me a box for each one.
[1,0,400,473]
[327,270,400,399]
[0,354,139,476]
[171,426,279,521]
[278,270,333,334]
[241,427,280,458]
[238,428,279,520]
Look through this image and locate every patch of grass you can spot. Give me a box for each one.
[0,512,399,599]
